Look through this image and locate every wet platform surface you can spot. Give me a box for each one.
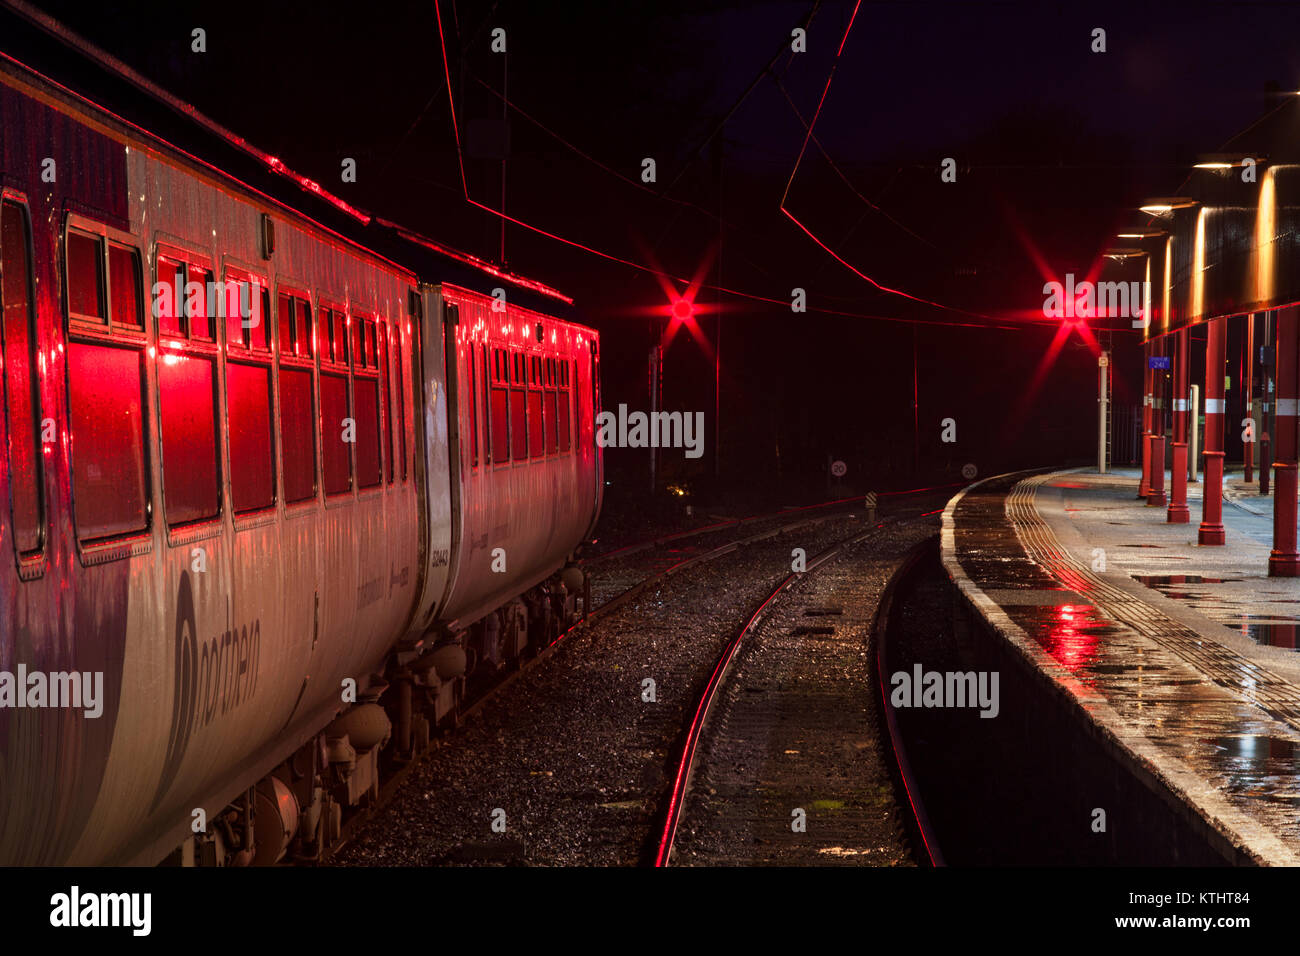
[944,468,1300,864]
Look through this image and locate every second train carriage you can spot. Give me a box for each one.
[0,3,601,865]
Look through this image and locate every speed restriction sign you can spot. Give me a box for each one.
[831,460,847,478]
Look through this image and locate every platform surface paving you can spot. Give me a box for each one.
[944,467,1300,864]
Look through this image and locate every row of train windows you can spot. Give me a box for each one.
[0,202,411,557]
[468,344,573,468]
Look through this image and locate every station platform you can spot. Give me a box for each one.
[942,467,1300,865]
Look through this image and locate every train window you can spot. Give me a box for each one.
[186,266,214,342]
[509,350,527,460]
[491,347,509,463]
[332,310,347,364]
[379,322,393,483]
[222,271,273,514]
[481,344,491,464]
[225,279,245,346]
[558,389,571,452]
[473,345,483,468]
[352,316,365,367]
[395,319,407,481]
[157,258,184,336]
[69,343,148,540]
[279,366,316,502]
[366,321,378,368]
[275,287,318,504]
[225,271,269,352]
[528,355,544,458]
[277,292,293,351]
[277,291,312,357]
[66,230,104,321]
[296,299,313,357]
[354,376,381,488]
[320,371,351,495]
[66,224,152,543]
[1,199,44,554]
[227,361,274,512]
[319,307,332,357]
[352,315,381,489]
[158,350,220,526]
[559,358,572,453]
[108,244,143,329]
[249,286,269,350]
[544,360,558,456]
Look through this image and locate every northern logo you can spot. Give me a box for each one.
[150,571,262,812]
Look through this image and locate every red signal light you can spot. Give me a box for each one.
[671,297,694,320]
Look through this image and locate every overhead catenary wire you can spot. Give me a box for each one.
[430,0,1059,331]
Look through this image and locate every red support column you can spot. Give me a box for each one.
[1244,313,1255,483]
[1168,329,1190,522]
[1199,317,1227,544]
[1147,338,1166,508]
[1139,342,1152,498]
[1270,307,1298,575]
[1262,311,1273,496]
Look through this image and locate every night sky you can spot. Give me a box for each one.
[26,0,1300,501]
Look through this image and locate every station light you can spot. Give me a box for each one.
[1192,153,1265,171]
[1116,229,1166,239]
[1139,197,1198,216]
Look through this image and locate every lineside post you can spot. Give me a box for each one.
[1140,341,1153,498]
[1147,337,1166,508]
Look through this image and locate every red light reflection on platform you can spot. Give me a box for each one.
[1039,603,1104,673]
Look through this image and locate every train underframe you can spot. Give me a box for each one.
[166,561,589,866]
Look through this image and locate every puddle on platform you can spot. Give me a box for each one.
[1213,735,1296,760]
[1132,577,1300,647]
[1237,620,1300,649]
[1207,734,1300,801]
[1134,575,1239,586]
[1011,603,1122,675]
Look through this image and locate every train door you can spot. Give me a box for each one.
[407,286,453,637]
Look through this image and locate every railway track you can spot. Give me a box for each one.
[328,489,955,865]
[654,517,939,866]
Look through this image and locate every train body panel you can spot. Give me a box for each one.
[0,65,427,864]
[433,286,600,632]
